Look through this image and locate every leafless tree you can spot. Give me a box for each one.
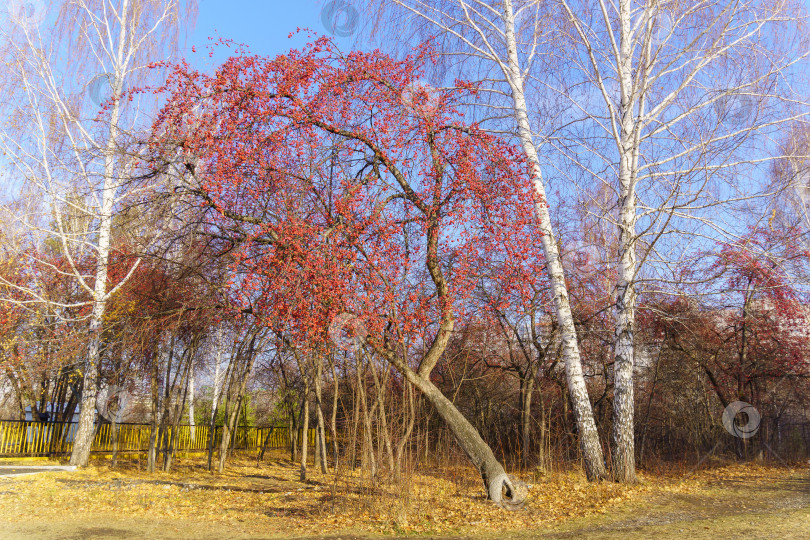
[366,0,809,482]
[0,0,196,466]
[365,0,609,481]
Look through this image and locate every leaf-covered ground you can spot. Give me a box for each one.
[0,454,807,538]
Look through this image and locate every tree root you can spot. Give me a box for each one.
[487,472,528,510]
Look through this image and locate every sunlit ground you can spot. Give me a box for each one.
[0,453,807,539]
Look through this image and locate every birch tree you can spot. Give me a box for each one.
[776,125,810,241]
[369,0,809,482]
[547,0,807,482]
[0,0,196,467]
[366,0,611,480]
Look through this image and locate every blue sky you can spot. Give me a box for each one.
[188,0,363,68]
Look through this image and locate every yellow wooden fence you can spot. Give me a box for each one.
[0,420,316,457]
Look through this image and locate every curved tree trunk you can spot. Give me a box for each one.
[383,346,524,507]
[406,371,523,507]
[373,0,605,483]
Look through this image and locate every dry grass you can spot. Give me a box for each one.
[0,452,807,538]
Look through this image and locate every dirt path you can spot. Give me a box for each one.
[0,468,54,476]
[0,465,76,478]
[537,469,810,539]
[1,467,807,539]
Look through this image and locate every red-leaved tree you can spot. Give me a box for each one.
[153,36,543,505]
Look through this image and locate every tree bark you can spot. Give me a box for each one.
[70,312,103,467]
[165,346,194,472]
[147,349,163,473]
[349,366,360,469]
[520,376,535,466]
[394,380,415,472]
[500,0,607,481]
[313,356,329,473]
[406,368,523,507]
[68,2,142,467]
[357,359,376,477]
[369,357,395,471]
[258,425,275,462]
[377,343,524,507]
[314,417,321,470]
[188,363,196,440]
[609,0,642,484]
[110,420,119,469]
[290,397,299,462]
[217,330,260,472]
[299,388,310,481]
[329,358,340,465]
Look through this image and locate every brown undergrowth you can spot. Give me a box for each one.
[0,452,804,536]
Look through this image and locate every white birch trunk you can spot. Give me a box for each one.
[70,20,128,465]
[212,325,224,422]
[188,363,196,439]
[0,0,191,469]
[378,0,808,486]
[502,0,606,480]
[377,0,607,480]
[610,0,639,483]
[299,388,310,481]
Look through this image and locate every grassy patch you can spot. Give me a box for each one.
[0,454,807,538]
